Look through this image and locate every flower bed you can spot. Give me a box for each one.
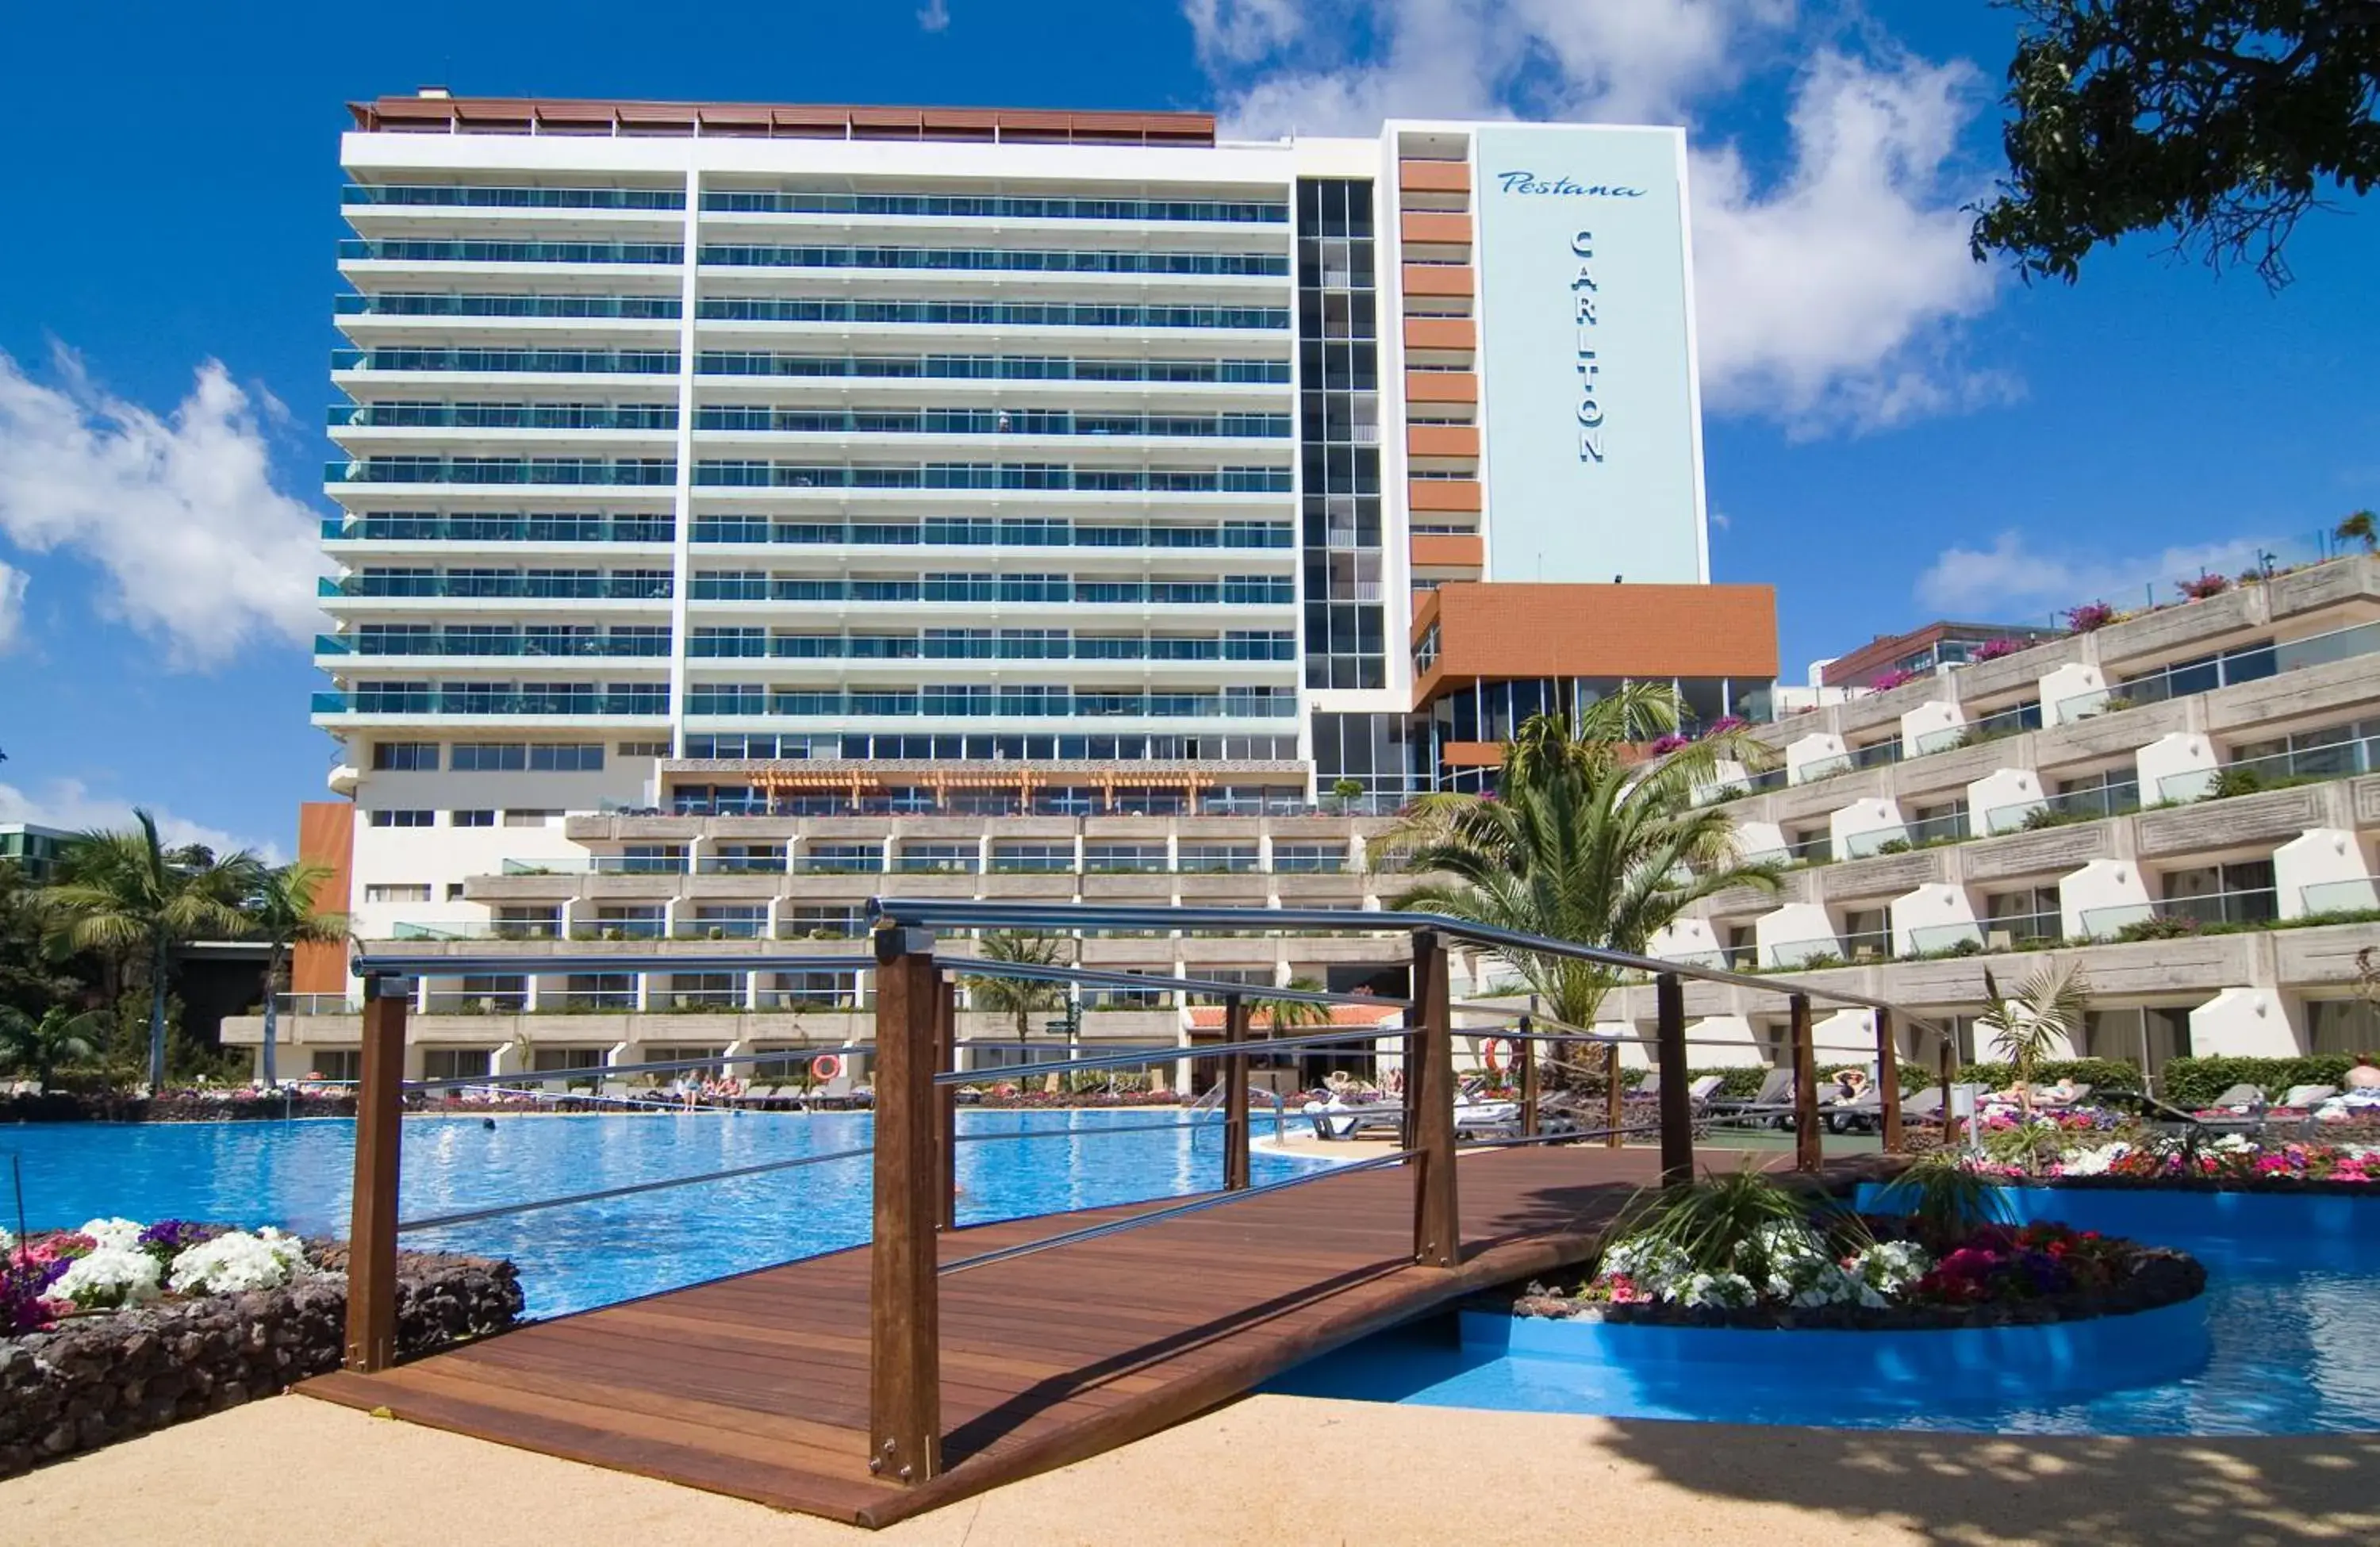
[2,1220,520,1477]
[0,1091,360,1124]
[1509,1170,2202,1331]
[1958,1130,2380,1192]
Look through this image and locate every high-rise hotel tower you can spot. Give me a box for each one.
[303,93,1776,992]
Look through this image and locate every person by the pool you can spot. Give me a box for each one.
[2350,1058,2380,1091]
[1829,1069,1869,1104]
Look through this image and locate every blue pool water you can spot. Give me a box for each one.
[1270,1187,2380,1435]
[0,1111,1316,1317]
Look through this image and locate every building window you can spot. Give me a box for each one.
[530,744,605,772]
[305,1050,362,1083]
[451,809,496,827]
[372,742,440,771]
[451,743,529,771]
[421,1049,490,1082]
[617,740,671,757]
[445,882,468,901]
[363,883,432,904]
[503,810,562,827]
[367,809,433,828]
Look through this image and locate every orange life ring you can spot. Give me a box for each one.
[1480,1037,1511,1075]
[810,1054,843,1081]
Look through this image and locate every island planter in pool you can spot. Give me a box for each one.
[1459,1293,2213,1409]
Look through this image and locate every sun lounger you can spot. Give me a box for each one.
[1706,1068,1795,1127]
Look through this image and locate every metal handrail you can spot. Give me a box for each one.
[396,1142,875,1233]
[932,1023,1395,1086]
[939,1146,1422,1277]
[869,899,1959,1051]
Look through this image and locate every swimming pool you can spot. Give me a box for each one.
[1269,1186,2380,1435]
[0,1111,1319,1317]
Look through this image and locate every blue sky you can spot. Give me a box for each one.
[0,0,2373,857]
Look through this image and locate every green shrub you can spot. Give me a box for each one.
[2211,766,2267,800]
[2159,1054,2374,1107]
[2116,915,2202,942]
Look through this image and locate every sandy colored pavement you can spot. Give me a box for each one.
[7,1388,2378,1547]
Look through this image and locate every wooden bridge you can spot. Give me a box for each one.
[304,908,1927,1530]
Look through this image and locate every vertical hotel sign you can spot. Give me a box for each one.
[1470,125,1705,585]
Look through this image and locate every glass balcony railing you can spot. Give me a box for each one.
[688,516,1292,549]
[1763,937,1841,969]
[344,185,687,210]
[333,347,678,374]
[321,574,673,600]
[681,689,1298,720]
[1792,754,1852,784]
[698,190,1287,225]
[2159,734,2380,803]
[696,352,1290,386]
[684,576,1292,606]
[686,634,1294,663]
[316,633,672,658]
[1906,922,1985,954]
[313,690,668,717]
[390,919,562,941]
[692,407,1288,439]
[2079,888,2279,939]
[2303,877,2380,914]
[1839,928,1893,961]
[323,515,675,543]
[693,854,789,875]
[1849,738,1902,770]
[273,993,360,1016]
[578,919,668,940]
[674,919,767,940]
[328,458,678,486]
[695,243,1289,278]
[689,462,1291,493]
[696,297,1288,329]
[341,238,685,265]
[335,292,683,320]
[332,404,679,431]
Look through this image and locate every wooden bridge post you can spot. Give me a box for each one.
[1516,1016,1538,1139]
[1603,1042,1625,1148]
[1410,930,1460,1268]
[1655,973,1693,1188]
[344,973,408,1373]
[1790,993,1821,1172]
[1223,995,1251,1192]
[935,977,958,1232]
[869,927,942,1486]
[1876,1008,1903,1152]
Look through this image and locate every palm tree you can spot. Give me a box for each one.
[962,931,1073,1077]
[1246,977,1333,1035]
[244,862,351,1087]
[40,811,259,1092]
[1978,962,2090,1116]
[0,1005,103,1086]
[1383,685,1782,1031]
[2338,510,2378,555]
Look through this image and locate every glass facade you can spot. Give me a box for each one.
[1294,178,1384,692]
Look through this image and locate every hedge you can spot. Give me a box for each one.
[2159,1054,2375,1108]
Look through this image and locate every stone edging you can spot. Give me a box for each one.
[0,1246,520,1478]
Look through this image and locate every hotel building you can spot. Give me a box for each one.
[270,90,1777,1079]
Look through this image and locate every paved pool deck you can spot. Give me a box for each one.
[7,1388,2375,1545]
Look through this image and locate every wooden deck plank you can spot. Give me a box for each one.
[301,1146,1765,1530]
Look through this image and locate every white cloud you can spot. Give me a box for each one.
[0,559,24,652]
[1917,532,2286,619]
[1186,0,2004,435]
[0,348,328,670]
[0,777,278,863]
[918,0,950,32]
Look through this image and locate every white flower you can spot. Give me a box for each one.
[2058,1142,2129,1177]
[1677,1272,1759,1309]
[2214,1134,2255,1154]
[77,1217,146,1251]
[166,1229,311,1295]
[1844,1240,1933,1303]
[53,1246,163,1309]
[1597,1236,1693,1296]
